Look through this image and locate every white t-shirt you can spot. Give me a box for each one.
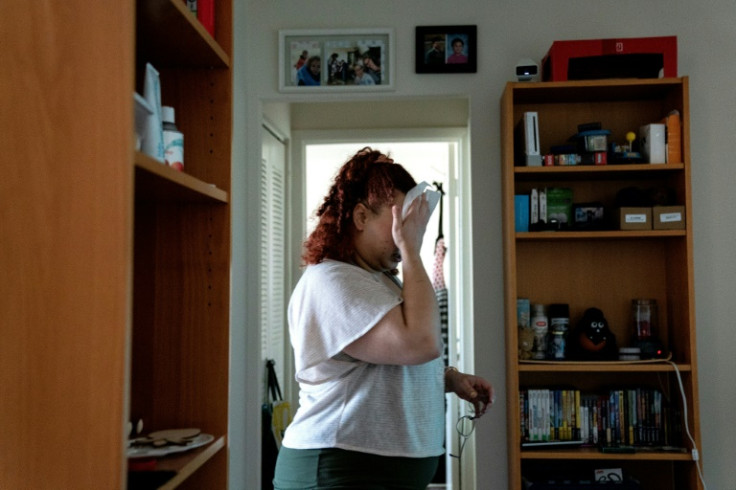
[282,260,445,458]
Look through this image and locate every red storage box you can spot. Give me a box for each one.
[542,36,677,81]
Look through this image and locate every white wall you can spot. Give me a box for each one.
[231,1,736,488]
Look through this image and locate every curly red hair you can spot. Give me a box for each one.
[302,147,417,265]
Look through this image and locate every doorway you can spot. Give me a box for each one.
[293,130,474,489]
[259,97,477,489]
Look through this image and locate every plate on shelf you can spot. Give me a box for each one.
[127,433,214,459]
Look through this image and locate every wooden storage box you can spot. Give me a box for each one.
[618,207,652,230]
[653,205,686,230]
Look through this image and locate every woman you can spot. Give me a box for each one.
[273,148,494,489]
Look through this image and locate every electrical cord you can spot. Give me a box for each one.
[449,412,477,461]
[667,359,708,489]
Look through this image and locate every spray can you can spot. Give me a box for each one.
[531,303,548,360]
[162,106,184,171]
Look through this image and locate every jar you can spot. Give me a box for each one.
[632,299,658,341]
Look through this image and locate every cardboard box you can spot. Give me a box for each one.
[542,36,677,82]
[618,207,652,230]
[653,205,685,230]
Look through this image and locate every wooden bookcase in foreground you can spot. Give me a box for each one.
[130,0,232,488]
[501,78,703,489]
[2,1,231,488]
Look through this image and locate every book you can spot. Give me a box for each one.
[661,110,682,164]
[545,187,572,226]
[198,0,215,37]
[514,195,530,232]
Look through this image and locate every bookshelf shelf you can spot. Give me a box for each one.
[516,230,686,240]
[515,162,685,176]
[136,0,229,68]
[502,78,702,490]
[155,436,227,490]
[520,447,692,461]
[519,361,691,373]
[135,152,229,203]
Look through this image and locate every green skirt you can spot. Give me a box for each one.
[273,446,440,490]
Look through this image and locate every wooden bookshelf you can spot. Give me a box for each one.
[501,78,703,489]
[129,0,233,488]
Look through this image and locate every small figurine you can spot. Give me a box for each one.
[569,307,618,360]
[626,131,636,152]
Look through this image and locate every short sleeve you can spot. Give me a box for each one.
[288,261,402,384]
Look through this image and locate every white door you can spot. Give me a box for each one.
[260,124,288,390]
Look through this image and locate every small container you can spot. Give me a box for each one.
[531,303,548,360]
[162,106,184,171]
[632,299,658,341]
[619,347,641,361]
[548,303,570,360]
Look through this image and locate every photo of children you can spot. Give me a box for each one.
[280,30,392,91]
[415,25,476,74]
[324,40,384,86]
[446,34,469,64]
[288,40,321,86]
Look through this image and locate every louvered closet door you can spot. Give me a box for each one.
[260,125,287,389]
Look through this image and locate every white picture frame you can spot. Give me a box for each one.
[279,28,395,92]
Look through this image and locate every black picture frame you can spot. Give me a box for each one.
[415,25,477,74]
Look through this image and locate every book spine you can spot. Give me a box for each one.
[197,0,215,37]
[662,111,682,164]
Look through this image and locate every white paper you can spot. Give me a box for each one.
[401,181,441,220]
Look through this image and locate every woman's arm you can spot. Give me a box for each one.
[343,194,441,365]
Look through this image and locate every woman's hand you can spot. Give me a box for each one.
[445,368,495,418]
[392,192,429,261]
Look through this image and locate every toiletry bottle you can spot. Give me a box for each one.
[548,303,569,360]
[162,106,184,171]
[531,303,548,360]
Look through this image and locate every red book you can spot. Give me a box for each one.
[198,0,215,37]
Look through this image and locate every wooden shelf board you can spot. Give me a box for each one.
[134,152,228,203]
[519,361,691,373]
[136,0,229,68]
[508,78,686,105]
[521,446,692,461]
[127,435,225,490]
[516,230,686,240]
[515,163,684,175]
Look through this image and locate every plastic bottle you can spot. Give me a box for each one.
[548,303,570,360]
[531,303,548,360]
[162,106,184,171]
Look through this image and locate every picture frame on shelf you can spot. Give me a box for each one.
[415,25,477,74]
[279,28,394,92]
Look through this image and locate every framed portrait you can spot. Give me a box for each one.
[415,25,477,74]
[279,28,395,92]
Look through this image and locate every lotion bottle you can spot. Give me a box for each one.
[162,106,184,171]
